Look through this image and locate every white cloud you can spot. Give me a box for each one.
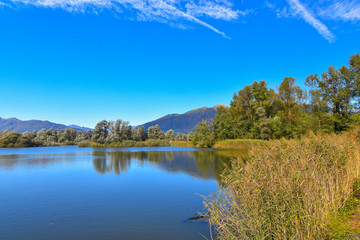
[287,0,335,42]
[185,1,248,21]
[319,0,360,21]
[3,0,357,42]
[4,0,247,38]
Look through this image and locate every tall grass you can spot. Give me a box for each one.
[205,127,360,239]
[214,139,267,150]
[77,139,171,148]
[171,141,194,147]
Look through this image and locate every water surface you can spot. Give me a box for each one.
[0,146,232,240]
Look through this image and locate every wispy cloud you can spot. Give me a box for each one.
[2,0,358,42]
[185,1,248,21]
[0,1,10,6]
[286,0,335,43]
[265,1,291,18]
[3,0,246,38]
[318,0,360,21]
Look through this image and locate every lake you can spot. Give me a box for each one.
[0,146,232,240]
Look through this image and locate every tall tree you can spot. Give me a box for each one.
[92,120,109,144]
[230,81,275,138]
[350,53,360,109]
[276,77,306,138]
[306,64,355,132]
[147,125,165,139]
[165,129,175,141]
[192,120,215,148]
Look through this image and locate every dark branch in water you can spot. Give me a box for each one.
[188,213,210,221]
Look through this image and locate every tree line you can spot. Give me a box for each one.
[193,53,360,147]
[0,121,194,148]
[1,53,359,148]
[0,128,92,147]
[90,120,194,145]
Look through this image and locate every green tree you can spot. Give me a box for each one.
[350,53,360,110]
[0,130,35,147]
[192,120,216,148]
[135,126,147,141]
[306,64,355,132]
[58,128,77,144]
[147,125,165,139]
[186,132,195,141]
[165,129,175,141]
[92,120,109,144]
[276,77,306,138]
[175,133,187,141]
[230,81,276,139]
[213,106,242,140]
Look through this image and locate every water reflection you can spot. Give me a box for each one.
[92,150,233,181]
[0,147,242,181]
[0,152,88,168]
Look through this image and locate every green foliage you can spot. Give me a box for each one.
[147,124,165,140]
[175,133,187,141]
[165,129,175,141]
[0,130,40,147]
[186,132,195,141]
[192,120,216,148]
[58,128,77,144]
[306,64,357,132]
[92,120,109,144]
[0,117,192,148]
[3,53,360,149]
[327,182,360,240]
[202,53,360,144]
[132,126,147,141]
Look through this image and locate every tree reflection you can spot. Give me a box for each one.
[0,149,243,182]
[92,150,237,182]
[0,153,81,169]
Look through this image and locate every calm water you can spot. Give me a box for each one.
[0,146,232,240]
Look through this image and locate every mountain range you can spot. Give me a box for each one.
[0,117,91,133]
[138,104,228,134]
[0,105,228,134]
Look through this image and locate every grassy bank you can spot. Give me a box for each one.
[78,140,197,148]
[77,139,175,148]
[206,128,360,239]
[171,141,194,147]
[213,139,267,150]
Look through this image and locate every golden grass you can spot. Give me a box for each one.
[205,128,360,239]
[77,139,172,148]
[214,139,267,150]
[171,141,194,147]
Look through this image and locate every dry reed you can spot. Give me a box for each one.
[206,127,360,239]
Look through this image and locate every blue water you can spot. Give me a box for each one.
[0,146,229,240]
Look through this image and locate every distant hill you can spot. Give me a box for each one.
[0,117,91,133]
[139,104,228,134]
[0,104,228,134]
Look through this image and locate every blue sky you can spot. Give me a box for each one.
[0,0,359,128]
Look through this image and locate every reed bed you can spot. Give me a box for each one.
[77,139,171,148]
[214,139,267,150]
[206,128,360,239]
[170,141,194,147]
